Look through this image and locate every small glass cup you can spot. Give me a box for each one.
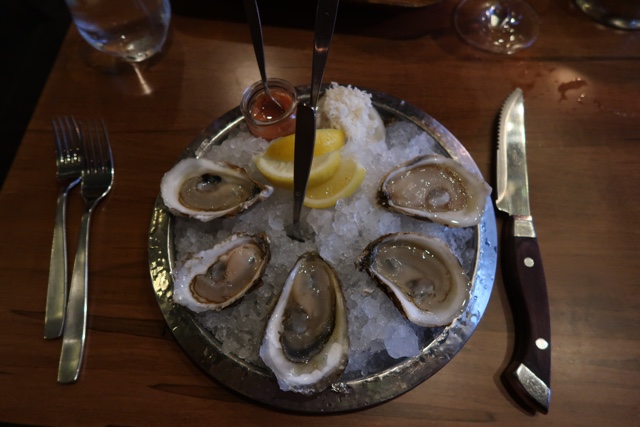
[241,78,298,141]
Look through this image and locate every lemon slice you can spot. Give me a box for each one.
[255,150,341,189]
[263,129,345,162]
[304,157,366,209]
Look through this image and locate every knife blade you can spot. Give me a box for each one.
[290,0,340,241]
[496,88,551,415]
[292,104,316,239]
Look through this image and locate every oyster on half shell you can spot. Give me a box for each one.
[172,232,270,313]
[377,155,491,227]
[260,252,349,395]
[161,157,273,221]
[356,232,471,327]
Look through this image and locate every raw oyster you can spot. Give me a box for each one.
[356,232,471,327]
[260,252,349,395]
[161,157,273,221]
[377,155,491,227]
[172,232,270,312]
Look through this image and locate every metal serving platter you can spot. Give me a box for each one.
[148,86,497,413]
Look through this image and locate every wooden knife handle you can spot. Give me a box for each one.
[501,215,551,414]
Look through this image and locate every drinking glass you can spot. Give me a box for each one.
[66,0,171,63]
[575,0,640,30]
[454,0,539,54]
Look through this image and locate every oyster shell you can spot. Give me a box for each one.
[260,252,349,395]
[377,155,491,227]
[172,232,270,312]
[356,232,471,327]
[161,158,273,221]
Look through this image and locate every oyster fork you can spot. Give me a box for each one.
[45,117,83,340]
[58,119,114,384]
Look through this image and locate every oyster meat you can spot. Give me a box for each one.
[356,232,471,327]
[173,232,270,312]
[161,157,273,221]
[260,252,349,395]
[377,155,491,227]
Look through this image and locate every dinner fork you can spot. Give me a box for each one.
[44,117,83,340]
[58,119,114,384]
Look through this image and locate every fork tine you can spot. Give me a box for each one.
[96,119,112,173]
[79,120,94,173]
[52,118,62,155]
[92,120,105,173]
[67,117,81,159]
[62,117,75,159]
[61,117,70,157]
[101,119,113,171]
[82,121,91,172]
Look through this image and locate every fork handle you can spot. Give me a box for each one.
[44,179,80,340]
[58,205,94,384]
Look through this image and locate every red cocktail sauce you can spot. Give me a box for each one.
[249,90,293,122]
[246,87,297,141]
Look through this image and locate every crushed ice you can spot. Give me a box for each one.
[172,120,478,376]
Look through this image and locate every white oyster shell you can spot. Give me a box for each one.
[161,157,273,221]
[377,154,491,227]
[356,232,471,327]
[260,252,349,395]
[172,232,270,312]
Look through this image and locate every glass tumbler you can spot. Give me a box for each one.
[66,0,171,62]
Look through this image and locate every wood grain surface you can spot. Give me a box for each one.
[1,0,638,425]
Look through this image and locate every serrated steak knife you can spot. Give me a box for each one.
[496,88,551,414]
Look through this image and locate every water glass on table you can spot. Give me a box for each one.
[65,0,171,63]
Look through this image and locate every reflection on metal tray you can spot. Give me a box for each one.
[148,86,497,413]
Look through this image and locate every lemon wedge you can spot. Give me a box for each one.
[255,150,341,189]
[263,129,345,162]
[304,157,366,209]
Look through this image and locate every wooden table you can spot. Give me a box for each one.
[1,1,638,425]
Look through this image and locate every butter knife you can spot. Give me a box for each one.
[290,0,340,241]
[496,88,551,414]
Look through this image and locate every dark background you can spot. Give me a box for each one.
[0,0,70,189]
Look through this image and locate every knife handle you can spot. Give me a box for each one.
[501,216,551,414]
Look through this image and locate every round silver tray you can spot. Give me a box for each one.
[148,86,498,413]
